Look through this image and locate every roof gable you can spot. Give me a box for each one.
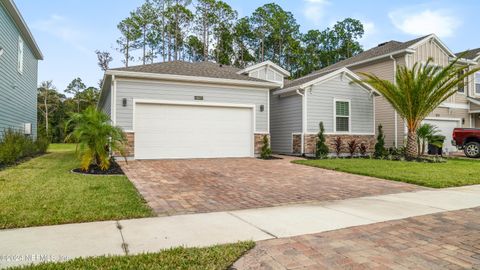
[274,67,378,96]
[456,48,480,62]
[408,34,456,58]
[237,60,290,77]
[1,0,43,60]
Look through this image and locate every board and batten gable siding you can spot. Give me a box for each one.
[270,92,302,153]
[114,79,269,132]
[305,75,374,134]
[351,58,400,147]
[0,1,38,138]
[248,66,284,84]
[407,39,468,105]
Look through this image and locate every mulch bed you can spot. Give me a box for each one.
[257,156,283,160]
[72,160,125,175]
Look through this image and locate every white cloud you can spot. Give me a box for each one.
[389,8,461,38]
[303,0,330,26]
[358,21,379,48]
[32,15,90,54]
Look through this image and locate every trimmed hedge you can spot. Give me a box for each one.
[0,128,50,165]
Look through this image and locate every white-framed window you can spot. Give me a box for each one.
[457,69,465,94]
[17,36,24,74]
[334,99,350,133]
[476,72,480,95]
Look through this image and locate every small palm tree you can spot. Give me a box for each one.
[354,57,480,159]
[416,123,441,156]
[66,107,127,171]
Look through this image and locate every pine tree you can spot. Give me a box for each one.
[316,122,329,159]
[374,124,386,158]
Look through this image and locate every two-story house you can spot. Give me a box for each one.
[307,34,474,153]
[457,48,480,129]
[0,0,43,138]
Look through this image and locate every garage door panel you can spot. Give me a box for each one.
[134,103,253,159]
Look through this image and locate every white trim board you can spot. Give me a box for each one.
[439,102,470,110]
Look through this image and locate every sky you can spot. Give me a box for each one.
[14,0,480,92]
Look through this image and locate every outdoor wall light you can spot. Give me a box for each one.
[260,105,264,112]
[122,98,127,107]
[0,47,4,58]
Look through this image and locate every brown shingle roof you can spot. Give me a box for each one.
[281,35,431,90]
[111,61,268,83]
[311,35,431,76]
[456,48,480,60]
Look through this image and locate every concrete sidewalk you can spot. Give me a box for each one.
[1,185,480,268]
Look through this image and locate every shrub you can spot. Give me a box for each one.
[331,137,343,157]
[66,107,127,171]
[0,128,45,165]
[260,135,272,159]
[359,143,368,156]
[374,125,386,158]
[35,133,50,154]
[315,122,329,159]
[347,139,359,157]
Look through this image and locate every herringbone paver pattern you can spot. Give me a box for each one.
[233,207,480,270]
[119,156,423,216]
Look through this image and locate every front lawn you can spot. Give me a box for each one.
[294,158,480,188]
[0,144,153,229]
[9,242,254,270]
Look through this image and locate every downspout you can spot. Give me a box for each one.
[296,89,305,155]
[390,55,398,148]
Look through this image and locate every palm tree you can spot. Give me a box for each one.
[66,107,127,171]
[354,57,480,159]
[416,123,441,156]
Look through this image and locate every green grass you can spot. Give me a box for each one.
[8,242,254,270]
[0,144,154,229]
[293,158,480,188]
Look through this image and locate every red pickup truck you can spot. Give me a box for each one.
[452,128,480,158]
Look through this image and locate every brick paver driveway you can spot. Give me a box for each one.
[119,156,423,216]
[233,207,480,270]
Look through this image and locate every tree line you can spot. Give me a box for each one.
[114,0,365,78]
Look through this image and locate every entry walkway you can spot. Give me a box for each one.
[1,185,480,268]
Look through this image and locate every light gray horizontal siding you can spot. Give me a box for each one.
[0,1,38,138]
[115,79,268,132]
[270,92,302,153]
[306,76,374,134]
[101,87,111,118]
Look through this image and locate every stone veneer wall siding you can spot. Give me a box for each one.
[304,134,375,156]
[121,132,135,157]
[292,134,302,155]
[118,132,269,157]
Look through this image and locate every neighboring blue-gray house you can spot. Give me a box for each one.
[0,0,43,138]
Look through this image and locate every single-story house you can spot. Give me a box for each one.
[0,0,43,138]
[270,67,379,156]
[98,60,378,159]
[98,60,287,159]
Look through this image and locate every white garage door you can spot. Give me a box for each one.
[422,118,460,153]
[134,102,254,159]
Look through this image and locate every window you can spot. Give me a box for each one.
[457,70,465,94]
[476,72,480,95]
[335,100,350,133]
[17,36,24,74]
